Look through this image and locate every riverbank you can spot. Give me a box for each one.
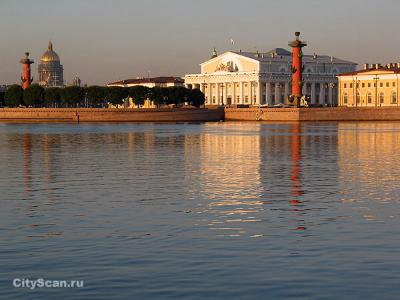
[0,108,224,122]
[2,107,400,122]
[225,107,400,121]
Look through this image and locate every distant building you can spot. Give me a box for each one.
[184,48,357,106]
[107,76,184,88]
[337,63,400,107]
[38,41,64,87]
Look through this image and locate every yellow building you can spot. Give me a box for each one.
[337,63,400,107]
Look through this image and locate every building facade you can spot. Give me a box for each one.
[337,63,400,107]
[107,76,184,88]
[38,41,64,87]
[185,48,357,106]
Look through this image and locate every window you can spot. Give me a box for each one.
[393,82,396,87]
[374,83,376,87]
[344,83,347,88]
[350,83,353,88]
[356,83,360,88]
[380,93,385,104]
[343,93,348,104]
[386,82,390,87]
[380,83,384,87]
[367,93,372,104]
[245,96,249,103]
[392,92,397,104]
[368,83,371,88]
[362,83,365,88]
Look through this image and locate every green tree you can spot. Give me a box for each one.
[60,86,84,107]
[106,87,128,107]
[44,87,61,107]
[167,86,189,105]
[4,84,23,107]
[151,87,169,107]
[85,86,106,107]
[0,90,4,107]
[129,86,150,106]
[23,84,44,107]
[188,88,205,107]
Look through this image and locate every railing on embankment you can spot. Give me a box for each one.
[224,107,400,122]
[0,108,224,122]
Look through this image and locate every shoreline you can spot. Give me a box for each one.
[2,107,400,122]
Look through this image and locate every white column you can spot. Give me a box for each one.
[222,83,227,105]
[240,82,244,104]
[215,83,220,105]
[284,82,290,104]
[302,82,307,96]
[275,83,281,104]
[232,82,236,105]
[266,82,272,106]
[328,86,333,106]
[311,82,316,105]
[208,83,212,105]
[319,83,325,105]
[255,82,261,105]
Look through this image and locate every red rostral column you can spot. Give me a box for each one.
[20,52,34,90]
[288,32,307,107]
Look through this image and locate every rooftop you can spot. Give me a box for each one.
[108,76,184,86]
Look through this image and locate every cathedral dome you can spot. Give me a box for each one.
[41,41,60,62]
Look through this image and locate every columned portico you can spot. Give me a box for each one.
[184,46,356,106]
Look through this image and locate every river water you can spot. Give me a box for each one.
[0,122,399,299]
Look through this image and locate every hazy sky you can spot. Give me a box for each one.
[1,0,399,85]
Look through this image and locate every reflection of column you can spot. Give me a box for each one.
[311,82,316,105]
[23,133,32,192]
[266,82,272,106]
[290,123,305,231]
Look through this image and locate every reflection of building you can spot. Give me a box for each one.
[338,64,400,107]
[38,41,64,87]
[185,45,356,106]
[107,77,184,88]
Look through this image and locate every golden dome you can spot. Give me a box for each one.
[41,41,60,62]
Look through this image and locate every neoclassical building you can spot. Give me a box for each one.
[184,48,357,106]
[38,41,64,87]
[337,63,400,107]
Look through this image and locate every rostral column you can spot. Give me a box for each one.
[20,52,34,90]
[288,32,307,107]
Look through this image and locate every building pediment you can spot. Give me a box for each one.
[201,52,260,74]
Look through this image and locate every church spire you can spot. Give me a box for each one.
[48,40,53,51]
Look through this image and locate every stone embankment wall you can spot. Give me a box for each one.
[225,107,400,121]
[0,108,224,122]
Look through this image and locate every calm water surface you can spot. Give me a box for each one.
[0,122,399,299]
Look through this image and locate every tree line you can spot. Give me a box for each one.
[1,84,205,108]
